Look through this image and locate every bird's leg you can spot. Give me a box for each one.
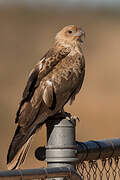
[61,108,68,117]
[60,108,80,122]
[61,108,65,114]
[59,108,70,120]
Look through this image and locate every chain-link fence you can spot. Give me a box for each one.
[77,157,120,180]
[76,140,120,180]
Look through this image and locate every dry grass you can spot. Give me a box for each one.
[0,7,120,170]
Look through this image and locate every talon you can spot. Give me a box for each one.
[66,116,71,120]
[72,115,80,121]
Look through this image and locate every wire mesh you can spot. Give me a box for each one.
[77,157,120,180]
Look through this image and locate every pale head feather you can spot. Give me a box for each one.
[55,25,85,49]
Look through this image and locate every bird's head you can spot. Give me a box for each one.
[55,25,85,48]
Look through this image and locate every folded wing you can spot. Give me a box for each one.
[7,47,70,170]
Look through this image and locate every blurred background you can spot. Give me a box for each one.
[0,0,120,170]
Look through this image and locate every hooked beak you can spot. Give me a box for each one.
[73,28,85,43]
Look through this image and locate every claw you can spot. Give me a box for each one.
[71,115,80,122]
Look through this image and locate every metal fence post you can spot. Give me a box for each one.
[46,113,78,179]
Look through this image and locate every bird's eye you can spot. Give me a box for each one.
[68,30,73,34]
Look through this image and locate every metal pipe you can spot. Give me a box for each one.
[45,113,78,180]
[0,167,82,180]
[76,138,120,161]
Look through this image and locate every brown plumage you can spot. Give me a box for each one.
[7,25,85,170]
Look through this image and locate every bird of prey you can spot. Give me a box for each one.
[7,25,85,170]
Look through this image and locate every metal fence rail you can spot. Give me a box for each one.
[0,167,82,180]
[76,139,120,161]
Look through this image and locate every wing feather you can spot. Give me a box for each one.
[15,47,70,125]
[43,81,54,108]
[15,67,39,123]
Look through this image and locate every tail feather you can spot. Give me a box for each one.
[18,136,33,167]
[7,125,34,170]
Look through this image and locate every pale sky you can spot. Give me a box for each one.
[0,0,120,9]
